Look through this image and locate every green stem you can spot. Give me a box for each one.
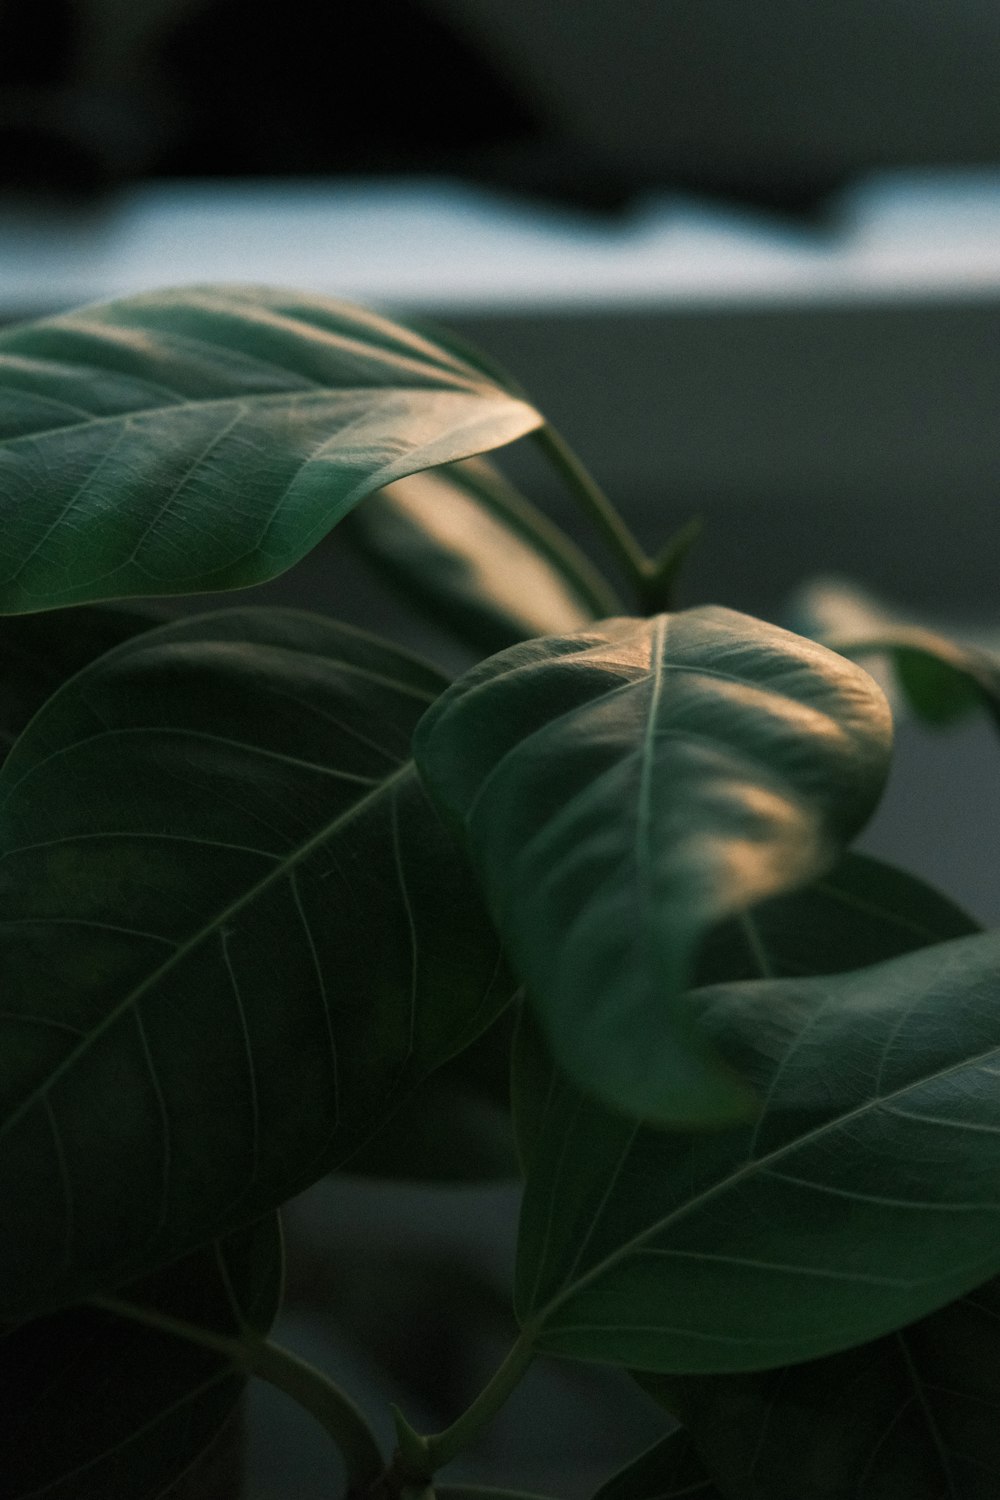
[88,1293,384,1489]
[532,425,652,597]
[638,515,703,614]
[421,1333,535,1473]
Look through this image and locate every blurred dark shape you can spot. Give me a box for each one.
[157,0,541,180]
[432,0,1000,215]
[1,0,999,214]
[0,0,183,193]
[0,0,542,199]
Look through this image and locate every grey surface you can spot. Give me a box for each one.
[428,0,1000,182]
[247,1181,668,1500]
[445,297,1000,618]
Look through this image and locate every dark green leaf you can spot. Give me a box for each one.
[344,1008,517,1181]
[436,1489,561,1500]
[2,1213,281,1500]
[0,286,541,613]
[0,603,164,761]
[696,850,979,985]
[664,1276,1000,1499]
[591,1429,721,1500]
[344,458,620,655]
[415,608,892,1125]
[0,608,512,1321]
[514,929,1000,1373]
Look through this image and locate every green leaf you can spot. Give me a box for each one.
[0,603,164,761]
[0,286,542,613]
[344,1009,517,1181]
[513,927,1000,1373]
[2,1213,281,1500]
[592,1430,721,1500]
[664,1276,1000,1499]
[436,1489,562,1500]
[343,458,620,655]
[415,607,892,1125]
[792,577,1000,728]
[0,607,512,1321]
[696,850,979,985]
[835,628,996,730]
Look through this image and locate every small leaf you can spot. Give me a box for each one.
[344,458,620,654]
[2,1213,281,1500]
[0,608,513,1320]
[0,603,164,761]
[793,576,1000,728]
[415,607,892,1125]
[665,1276,1000,1499]
[837,627,996,729]
[514,928,1000,1373]
[0,286,542,612]
[592,1430,721,1500]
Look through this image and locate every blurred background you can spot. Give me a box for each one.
[4,3,1000,1495]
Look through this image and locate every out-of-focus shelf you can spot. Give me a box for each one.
[4,171,1000,317]
[2,170,999,622]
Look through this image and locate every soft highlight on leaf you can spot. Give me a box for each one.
[696,849,979,985]
[415,607,892,1125]
[344,457,620,655]
[0,285,542,613]
[0,608,512,1320]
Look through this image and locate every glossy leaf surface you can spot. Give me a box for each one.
[665,1276,1000,1499]
[0,286,541,612]
[344,457,619,654]
[415,607,892,1124]
[0,608,511,1320]
[3,1213,281,1500]
[592,1430,720,1500]
[0,603,163,761]
[514,928,1000,1373]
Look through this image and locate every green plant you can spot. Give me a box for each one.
[2,285,998,1500]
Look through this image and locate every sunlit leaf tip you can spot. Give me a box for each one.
[415,606,893,1126]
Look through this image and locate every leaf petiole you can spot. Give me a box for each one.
[638,515,704,614]
[532,425,653,600]
[421,1333,535,1473]
[88,1293,384,1489]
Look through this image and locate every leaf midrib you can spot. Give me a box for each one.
[0,380,513,448]
[525,958,1000,1335]
[0,759,415,1145]
[462,659,819,843]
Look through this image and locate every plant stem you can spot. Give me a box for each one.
[639,515,703,614]
[421,1333,535,1473]
[88,1293,384,1489]
[532,425,652,598]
